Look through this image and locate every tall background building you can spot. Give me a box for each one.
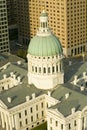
[0,0,10,53]
[17,0,30,46]
[17,0,87,57]
[6,0,18,40]
[6,0,17,26]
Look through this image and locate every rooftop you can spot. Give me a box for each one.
[51,84,87,117]
[0,52,25,67]
[0,56,87,117]
[0,84,43,109]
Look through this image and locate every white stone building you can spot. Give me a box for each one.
[0,10,87,130]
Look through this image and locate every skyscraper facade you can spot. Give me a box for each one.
[6,0,17,26]
[28,0,87,57]
[17,0,30,45]
[0,0,10,53]
[6,0,18,40]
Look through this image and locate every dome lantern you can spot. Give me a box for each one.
[37,10,51,36]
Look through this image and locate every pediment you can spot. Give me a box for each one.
[48,108,64,119]
[0,100,7,109]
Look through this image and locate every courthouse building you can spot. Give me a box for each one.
[0,11,87,130]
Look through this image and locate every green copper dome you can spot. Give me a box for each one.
[28,34,63,56]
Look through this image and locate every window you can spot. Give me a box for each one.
[56,65,58,72]
[35,67,37,72]
[42,111,44,116]
[20,121,22,127]
[19,113,21,118]
[41,102,43,108]
[55,121,58,126]
[30,107,33,113]
[52,66,55,73]
[43,67,46,73]
[25,110,27,116]
[36,105,38,111]
[25,119,28,124]
[74,120,77,126]
[36,113,39,119]
[69,123,71,129]
[61,124,63,129]
[31,116,33,122]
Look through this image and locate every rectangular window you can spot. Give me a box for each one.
[69,123,71,129]
[36,113,39,119]
[19,113,21,118]
[61,124,63,129]
[35,67,37,72]
[74,120,77,126]
[42,111,44,116]
[52,66,55,73]
[43,67,46,73]
[31,116,33,122]
[20,121,22,127]
[25,110,27,116]
[25,119,28,124]
[30,107,33,113]
[36,105,38,111]
[41,102,43,108]
[55,121,58,126]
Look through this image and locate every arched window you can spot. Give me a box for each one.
[56,65,58,72]
[39,67,41,73]
[48,67,50,73]
[52,66,55,73]
[43,67,46,73]
[32,66,34,72]
[35,67,37,72]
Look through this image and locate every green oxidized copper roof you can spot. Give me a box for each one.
[28,34,63,56]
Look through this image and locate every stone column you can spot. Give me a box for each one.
[5,114,9,130]
[1,112,5,128]
[59,122,61,130]
[9,116,12,130]
[46,65,48,75]
[14,114,19,130]
[58,63,60,72]
[50,65,52,74]
[78,118,82,130]
[11,115,15,128]
[84,117,87,129]
[54,64,56,73]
